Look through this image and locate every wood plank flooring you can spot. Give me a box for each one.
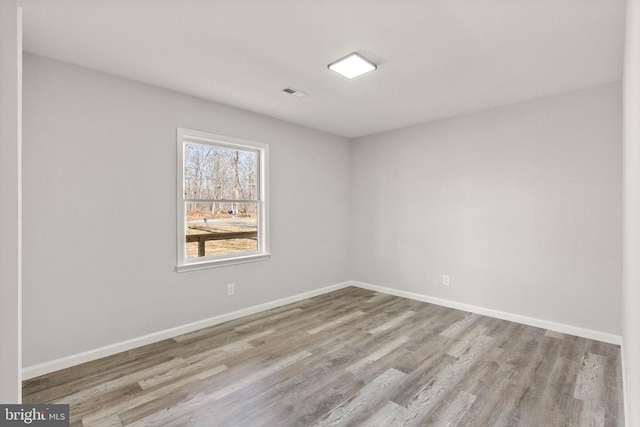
[22,287,624,426]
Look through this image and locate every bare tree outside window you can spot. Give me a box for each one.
[183,142,259,258]
[177,129,268,270]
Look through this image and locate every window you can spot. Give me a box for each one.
[177,128,269,271]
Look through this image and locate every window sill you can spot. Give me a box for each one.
[176,253,271,272]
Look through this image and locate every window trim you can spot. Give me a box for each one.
[176,128,270,272]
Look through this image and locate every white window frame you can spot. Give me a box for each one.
[176,128,270,272]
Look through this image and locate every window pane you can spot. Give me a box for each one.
[185,201,258,258]
[184,142,258,201]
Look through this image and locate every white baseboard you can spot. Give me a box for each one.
[350,281,622,345]
[22,281,352,380]
[24,279,622,380]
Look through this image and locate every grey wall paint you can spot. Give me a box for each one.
[351,83,622,335]
[0,0,22,403]
[623,0,640,423]
[22,52,624,373]
[22,54,351,367]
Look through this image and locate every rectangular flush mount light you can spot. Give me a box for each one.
[328,52,377,79]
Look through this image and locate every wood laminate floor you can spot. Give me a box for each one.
[23,287,624,426]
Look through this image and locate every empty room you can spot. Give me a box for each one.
[2,0,640,426]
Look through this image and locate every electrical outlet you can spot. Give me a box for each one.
[227,283,235,296]
[442,275,450,286]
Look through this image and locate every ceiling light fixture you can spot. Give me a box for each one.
[328,52,377,79]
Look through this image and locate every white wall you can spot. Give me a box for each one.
[0,0,22,403]
[22,54,351,368]
[623,0,640,424]
[352,84,622,337]
[22,50,625,388]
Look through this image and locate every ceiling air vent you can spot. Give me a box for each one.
[282,86,308,98]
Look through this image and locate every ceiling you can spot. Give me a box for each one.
[19,0,626,138]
